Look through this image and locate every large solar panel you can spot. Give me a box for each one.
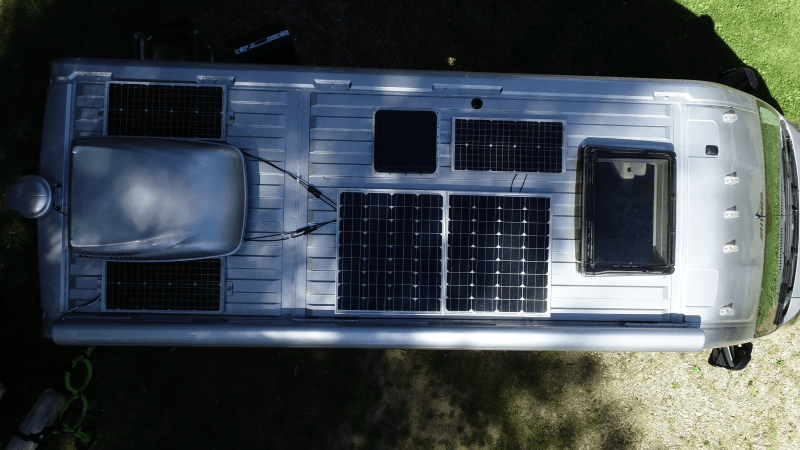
[106,83,224,139]
[446,194,550,314]
[337,191,443,312]
[453,118,563,173]
[105,259,222,311]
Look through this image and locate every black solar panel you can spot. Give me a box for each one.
[337,192,443,312]
[446,194,550,314]
[453,119,563,173]
[105,259,222,311]
[106,83,224,139]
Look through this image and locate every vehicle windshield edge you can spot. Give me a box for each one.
[754,101,798,336]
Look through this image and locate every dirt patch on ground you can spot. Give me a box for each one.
[338,326,800,449]
[596,323,800,449]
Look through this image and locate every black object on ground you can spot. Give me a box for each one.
[708,343,754,371]
[229,20,297,64]
[133,21,213,61]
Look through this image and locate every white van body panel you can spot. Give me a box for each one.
[35,58,796,350]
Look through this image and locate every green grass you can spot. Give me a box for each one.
[676,0,800,120]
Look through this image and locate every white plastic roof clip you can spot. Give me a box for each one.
[723,112,738,123]
[725,176,740,185]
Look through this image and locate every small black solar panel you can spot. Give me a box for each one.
[453,119,563,173]
[105,259,222,311]
[446,194,550,314]
[106,83,224,139]
[337,192,443,312]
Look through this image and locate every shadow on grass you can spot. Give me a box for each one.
[0,0,787,448]
[27,347,625,449]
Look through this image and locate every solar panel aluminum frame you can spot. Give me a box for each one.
[103,81,227,141]
[444,192,553,317]
[450,117,566,174]
[335,189,448,316]
[335,189,552,318]
[100,258,227,314]
[371,109,441,178]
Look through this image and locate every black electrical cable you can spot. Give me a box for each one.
[241,149,301,180]
[240,149,337,211]
[243,233,290,243]
[244,220,336,242]
[240,150,337,239]
[59,295,102,320]
[239,150,337,241]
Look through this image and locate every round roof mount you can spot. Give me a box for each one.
[4,175,53,219]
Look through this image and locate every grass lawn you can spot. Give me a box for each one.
[677,0,800,121]
[1,1,800,449]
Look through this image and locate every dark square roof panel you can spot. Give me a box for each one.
[373,110,438,174]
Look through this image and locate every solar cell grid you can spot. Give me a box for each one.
[106,83,224,139]
[453,118,563,173]
[446,194,550,314]
[336,191,550,315]
[337,192,444,312]
[105,259,222,311]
